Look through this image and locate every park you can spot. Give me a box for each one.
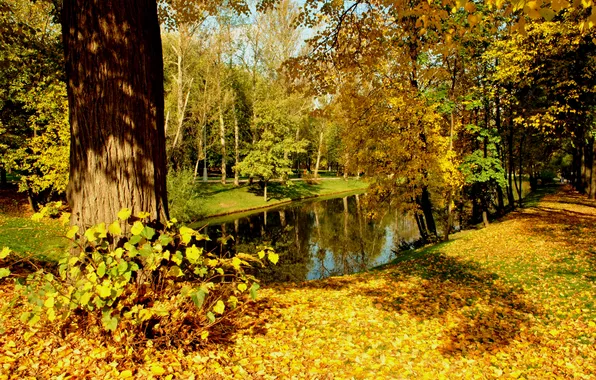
[1,0,595,378]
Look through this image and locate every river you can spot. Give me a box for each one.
[191,193,423,283]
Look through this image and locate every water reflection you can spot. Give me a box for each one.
[194,194,421,283]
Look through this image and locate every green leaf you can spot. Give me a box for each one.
[158,234,173,246]
[97,262,106,278]
[0,268,10,279]
[141,226,155,240]
[131,221,144,236]
[250,283,260,300]
[117,261,128,275]
[190,289,207,309]
[206,311,216,323]
[117,208,132,221]
[128,235,142,245]
[101,313,119,332]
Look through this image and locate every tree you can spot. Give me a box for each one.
[0,0,68,207]
[62,0,168,229]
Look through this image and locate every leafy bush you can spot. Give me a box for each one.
[0,209,277,347]
[167,169,199,222]
[539,169,556,185]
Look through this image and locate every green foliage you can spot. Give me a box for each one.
[0,0,69,199]
[0,210,277,346]
[166,169,200,222]
[237,130,307,182]
[460,150,507,190]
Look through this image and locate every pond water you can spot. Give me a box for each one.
[192,193,422,283]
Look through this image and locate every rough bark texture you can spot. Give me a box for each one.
[62,0,168,229]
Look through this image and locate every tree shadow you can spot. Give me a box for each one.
[246,182,322,201]
[362,252,541,357]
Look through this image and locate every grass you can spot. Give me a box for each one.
[0,187,68,261]
[178,178,368,221]
[0,215,67,261]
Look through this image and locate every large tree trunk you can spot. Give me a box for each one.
[62,0,168,230]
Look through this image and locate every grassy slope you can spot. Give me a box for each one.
[181,179,368,221]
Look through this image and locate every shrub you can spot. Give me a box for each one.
[539,169,556,185]
[0,209,278,347]
[167,169,199,222]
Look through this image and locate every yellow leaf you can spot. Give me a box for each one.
[257,250,265,259]
[213,300,225,315]
[150,365,166,375]
[44,296,55,308]
[237,283,247,292]
[130,221,144,236]
[137,211,150,218]
[66,225,79,239]
[549,329,559,336]
[31,212,44,222]
[118,208,132,221]
[268,252,279,265]
[201,331,209,340]
[108,221,122,235]
[119,370,133,378]
[232,257,242,269]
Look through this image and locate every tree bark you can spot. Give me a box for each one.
[219,104,226,185]
[590,138,596,199]
[419,186,437,239]
[507,125,515,208]
[0,165,6,188]
[314,130,324,178]
[233,101,240,186]
[62,0,168,229]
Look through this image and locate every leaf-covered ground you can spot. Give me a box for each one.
[1,185,595,379]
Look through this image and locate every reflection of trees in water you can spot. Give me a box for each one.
[206,207,313,283]
[202,194,420,282]
[309,195,390,279]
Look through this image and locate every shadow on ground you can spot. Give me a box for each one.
[278,248,541,357]
[247,182,322,201]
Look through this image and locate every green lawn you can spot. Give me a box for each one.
[0,215,68,261]
[172,178,369,222]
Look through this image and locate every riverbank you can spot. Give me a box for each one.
[172,178,369,222]
[2,185,595,377]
